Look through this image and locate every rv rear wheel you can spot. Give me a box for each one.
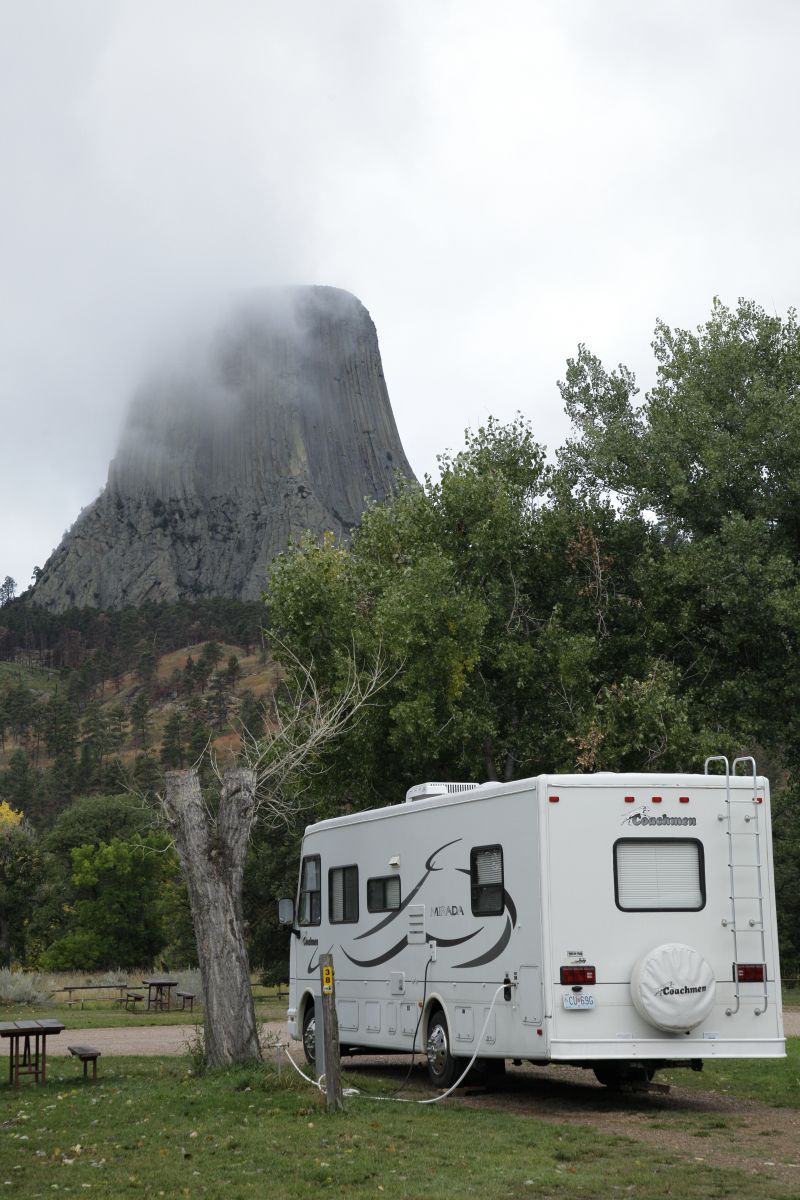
[426,1010,463,1089]
[302,1005,316,1068]
[593,1062,654,1090]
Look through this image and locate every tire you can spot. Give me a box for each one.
[302,1004,316,1068]
[425,1010,464,1089]
[473,1057,507,1089]
[593,1061,654,1089]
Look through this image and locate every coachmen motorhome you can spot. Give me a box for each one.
[281,757,785,1088]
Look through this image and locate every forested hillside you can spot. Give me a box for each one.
[0,599,295,976]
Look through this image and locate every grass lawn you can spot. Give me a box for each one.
[662,1035,800,1108]
[0,1001,287,1030]
[1,1056,795,1200]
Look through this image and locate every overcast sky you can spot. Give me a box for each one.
[3,0,800,593]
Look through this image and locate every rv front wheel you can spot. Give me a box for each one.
[426,1010,462,1088]
[302,1005,316,1068]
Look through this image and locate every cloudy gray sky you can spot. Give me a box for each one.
[3,0,800,593]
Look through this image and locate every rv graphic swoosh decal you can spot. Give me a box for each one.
[342,934,409,968]
[427,928,482,948]
[453,915,512,968]
[306,944,333,974]
[504,889,517,927]
[343,924,483,969]
[353,837,463,941]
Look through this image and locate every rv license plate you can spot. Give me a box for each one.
[563,993,595,1010]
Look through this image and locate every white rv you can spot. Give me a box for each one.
[281,757,785,1087]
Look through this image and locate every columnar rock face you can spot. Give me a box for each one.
[31,287,415,612]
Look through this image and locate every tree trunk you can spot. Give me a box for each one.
[162,767,261,1067]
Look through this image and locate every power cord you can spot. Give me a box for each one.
[280,979,507,1107]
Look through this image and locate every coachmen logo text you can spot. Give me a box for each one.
[622,806,696,827]
[655,980,708,997]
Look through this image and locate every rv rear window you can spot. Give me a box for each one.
[329,865,359,923]
[299,855,321,926]
[614,839,705,911]
[367,875,401,912]
[470,845,504,916]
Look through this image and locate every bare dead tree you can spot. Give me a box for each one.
[159,647,390,1068]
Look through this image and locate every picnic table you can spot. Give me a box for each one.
[54,982,128,1007]
[0,1019,64,1087]
[142,977,178,1011]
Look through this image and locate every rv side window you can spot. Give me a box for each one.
[470,845,504,916]
[367,875,401,913]
[614,839,705,911]
[299,855,321,926]
[329,865,359,923]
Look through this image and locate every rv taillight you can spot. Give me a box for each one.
[560,966,596,985]
[736,963,765,983]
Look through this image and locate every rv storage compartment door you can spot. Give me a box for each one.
[454,1006,474,1043]
[518,965,543,1026]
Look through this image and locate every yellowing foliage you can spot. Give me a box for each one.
[0,800,23,828]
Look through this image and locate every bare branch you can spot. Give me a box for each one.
[234,640,395,828]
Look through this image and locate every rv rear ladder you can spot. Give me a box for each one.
[705,755,768,1016]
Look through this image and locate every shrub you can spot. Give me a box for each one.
[0,968,50,1006]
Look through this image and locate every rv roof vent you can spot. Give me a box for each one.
[405,782,480,804]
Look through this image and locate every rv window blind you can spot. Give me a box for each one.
[299,855,321,926]
[329,865,359,923]
[367,875,401,913]
[470,845,504,916]
[615,839,705,911]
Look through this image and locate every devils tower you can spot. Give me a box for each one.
[30,287,415,612]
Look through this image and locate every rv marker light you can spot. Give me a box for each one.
[624,796,635,803]
[679,796,690,803]
[549,795,559,803]
[651,796,662,803]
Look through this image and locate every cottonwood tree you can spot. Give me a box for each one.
[159,650,388,1068]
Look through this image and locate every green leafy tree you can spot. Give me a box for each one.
[268,417,688,806]
[557,297,800,756]
[29,794,157,966]
[42,833,170,970]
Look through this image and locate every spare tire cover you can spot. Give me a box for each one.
[630,942,716,1032]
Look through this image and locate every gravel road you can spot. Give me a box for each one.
[46,1009,799,1057]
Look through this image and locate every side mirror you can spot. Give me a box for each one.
[278,898,295,926]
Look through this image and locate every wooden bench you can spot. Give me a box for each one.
[68,1045,100,1082]
[125,992,144,1011]
[176,990,196,1012]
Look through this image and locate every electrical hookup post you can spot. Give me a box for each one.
[318,954,344,1112]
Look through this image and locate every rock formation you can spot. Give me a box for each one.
[30,287,415,611]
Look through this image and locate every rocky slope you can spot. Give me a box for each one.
[30,287,415,611]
